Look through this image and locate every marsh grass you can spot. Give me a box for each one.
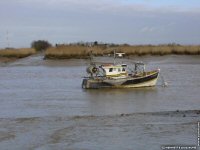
[45,45,89,59]
[45,45,200,59]
[45,45,107,59]
[119,45,200,56]
[0,48,36,58]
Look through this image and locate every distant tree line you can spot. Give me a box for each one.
[31,40,183,51]
[55,41,126,48]
[31,40,52,51]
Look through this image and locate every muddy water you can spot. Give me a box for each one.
[0,55,200,118]
[1,55,200,150]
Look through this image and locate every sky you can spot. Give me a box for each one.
[0,0,200,48]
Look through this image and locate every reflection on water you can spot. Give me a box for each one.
[84,87,158,115]
[0,55,200,118]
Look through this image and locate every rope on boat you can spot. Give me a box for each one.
[159,70,168,87]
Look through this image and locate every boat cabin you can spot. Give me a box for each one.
[101,64,128,78]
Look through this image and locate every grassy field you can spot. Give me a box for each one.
[0,48,36,58]
[45,44,200,59]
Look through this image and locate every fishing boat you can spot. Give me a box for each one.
[82,53,160,89]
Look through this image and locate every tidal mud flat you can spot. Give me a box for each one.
[0,110,199,150]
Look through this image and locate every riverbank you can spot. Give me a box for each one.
[1,45,200,61]
[0,48,36,63]
[0,110,199,150]
[45,45,200,59]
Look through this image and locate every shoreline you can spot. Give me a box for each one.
[1,109,199,150]
[0,57,18,63]
[1,45,200,61]
[0,48,36,63]
[44,53,200,60]
[1,109,200,120]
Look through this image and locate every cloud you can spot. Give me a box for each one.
[141,27,155,33]
[0,0,200,19]
[2,0,200,14]
[0,0,200,47]
[49,0,200,13]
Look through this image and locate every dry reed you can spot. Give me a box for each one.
[0,48,36,58]
[45,45,200,59]
[45,45,90,59]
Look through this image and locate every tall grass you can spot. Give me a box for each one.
[119,45,200,55]
[45,45,99,59]
[0,48,36,58]
[45,45,200,59]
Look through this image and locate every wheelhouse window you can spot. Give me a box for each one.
[122,68,126,72]
[118,68,121,72]
[109,68,113,72]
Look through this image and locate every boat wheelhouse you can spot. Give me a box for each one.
[100,64,128,78]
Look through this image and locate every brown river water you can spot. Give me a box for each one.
[0,55,200,118]
[0,55,200,150]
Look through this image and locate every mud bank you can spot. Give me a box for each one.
[0,57,18,63]
[0,110,200,150]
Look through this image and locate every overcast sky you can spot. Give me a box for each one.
[0,0,200,48]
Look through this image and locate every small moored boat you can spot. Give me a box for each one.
[82,58,160,89]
